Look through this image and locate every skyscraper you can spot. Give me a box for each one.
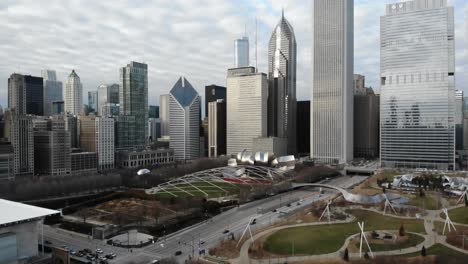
[267,10,297,154]
[98,83,119,116]
[169,77,201,160]
[234,36,249,68]
[120,61,148,147]
[42,70,63,117]
[205,85,226,118]
[297,101,310,156]
[79,115,115,170]
[88,91,98,114]
[65,70,83,115]
[380,0,455,170]
[149,105,159,119]
[311,0,354,164]
[208,99,226,157]
[159,94,170,137]
[8,74,44,116]
[227,67,268,154]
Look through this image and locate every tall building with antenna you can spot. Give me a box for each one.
[267,9,297,154]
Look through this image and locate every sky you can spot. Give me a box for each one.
[0,0,467,110]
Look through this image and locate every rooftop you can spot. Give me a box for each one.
[0,199,59,227]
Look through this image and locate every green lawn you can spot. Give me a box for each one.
[263,209,425,256]
[356,233,425,252]
[403,243,468,262]
[407,195,441,210]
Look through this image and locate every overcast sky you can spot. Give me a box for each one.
[0,0,467,110]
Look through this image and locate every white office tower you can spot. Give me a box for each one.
[267,10,297,154]
[96,117,115,170]
[160,94,170,137]
[311,0,354,164]
[64,70,83,115]
[169,77,201,160]
[98,83,119,117]
[42,70,63,116]
[380,0,455,170]
[234,36,249,68]
[227,67,268,154]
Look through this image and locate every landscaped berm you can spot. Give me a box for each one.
[263,210,425,256]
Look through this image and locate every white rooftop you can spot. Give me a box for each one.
[0,199,59,227]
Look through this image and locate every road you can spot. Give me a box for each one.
[42,175,367,263]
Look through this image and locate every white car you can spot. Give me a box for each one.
[96,249,104,254]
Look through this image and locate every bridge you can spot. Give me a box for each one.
[291,183,401,204]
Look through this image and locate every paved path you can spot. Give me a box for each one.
[227,204,468,263]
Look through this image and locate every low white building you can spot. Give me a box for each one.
[0,199,59,264]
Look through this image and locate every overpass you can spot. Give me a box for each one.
[291,183,402,204]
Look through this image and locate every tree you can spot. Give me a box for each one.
[399,224,406,237]
[343,248,349,261]
[421,245,427,257]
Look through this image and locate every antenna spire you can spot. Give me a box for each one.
[255,17,258,73]
[282,7,284,18]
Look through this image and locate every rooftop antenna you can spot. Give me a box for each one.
[255,17,258,73]
[282,7,284,18]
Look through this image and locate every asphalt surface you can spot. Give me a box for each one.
[42,175,367,264]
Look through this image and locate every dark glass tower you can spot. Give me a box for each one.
[205,85,226,118]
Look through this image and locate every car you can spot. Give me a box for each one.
[222,230,229,234]
[100,261,108,264]
[250,219,257,225]
[286,203,291,207]
[70,251,76,255]
[44,240,52,244]
[105,254,113,259]
[174,251,182,256]
[110,253,116,258]
[96,249,103,254]
[272,209,278,213]
[150,260,159,264]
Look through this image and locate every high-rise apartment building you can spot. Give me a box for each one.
[208,99,226,157]
[159,94,170,137]
[79,115,115,170]
[267,11,297,154]
[65,70,83,115]
[234,36,249,68]
[169,77,201,160]
[42,70,63,117]
[33,117,71,176]
[226,67,268,154]
[311,0,354,164]
[205,85,226,118]
[380,0,455,170]
[8,74,44,116]
[98,83,119,116]
[3,110,34,176]
[120,61,148,147]
[88,91,98,114]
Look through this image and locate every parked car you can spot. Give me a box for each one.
[96,249,104,254]
[174,251,182,256]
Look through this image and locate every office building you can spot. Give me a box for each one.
[456,90,464,151]
[42,70,63,116]
[51,101,64,115]
[33,117,71,176]
[120,61,148,147]
[169,77,201,160]
[159,94,170,137]
[0,141,14,181]
[114,115,136,150]
[88,91,98,114]
[226,67,268,154]
[149,105,159,119]
[64,70,83,115]
[3,111,34,177]
[297,101,310,155]
[64,113,79,148]
[98,83,119,116]
[267,11,297,154]
[208,99,226,157]
[8,74,44,116]
[70,151,97,175]
[380,0,455,170]
[354,88,380,159]
[205,85,226,118]
[234,36,249,68]
[79,115,114,170]
[148,118,161,143]
[116,148,174,169]
[311,0,354,164]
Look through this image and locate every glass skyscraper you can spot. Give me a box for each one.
[380,0,455,170]
[234,36,249,68]
[88,91,98,114]
[42,70,63,117]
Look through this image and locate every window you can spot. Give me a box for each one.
[381,77,386,85]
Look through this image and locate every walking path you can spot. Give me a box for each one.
[225,204,468,264]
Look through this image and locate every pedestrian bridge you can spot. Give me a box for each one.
[291,183,403,204]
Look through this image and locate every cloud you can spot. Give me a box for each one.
[0,0,466,111]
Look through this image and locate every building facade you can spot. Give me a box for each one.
[297,101,310,156]
[226,67,268,154]
[267,11,297,154]
[169,77,201,160]
[79,116,114,170]
[148,118,161,143]
[120,61,148,147]
[149,105,159,119]
[0,141,14,181]
[116,148,174,169]
[88,91,98,114]
[354,91,380,159]
[380,0,455,170]
[42,70,63,117]
[70,151,97,175]
[98,83,119,116]
[205,85,226,118]
[311,0,354,164]
[159,94,170,138]
[8,74,44,116]
[208,99,226,157]
[8,74,27,115]
[234,36,249,68]
[64,70,83,115]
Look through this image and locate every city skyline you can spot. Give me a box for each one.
[0,0,466,110]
